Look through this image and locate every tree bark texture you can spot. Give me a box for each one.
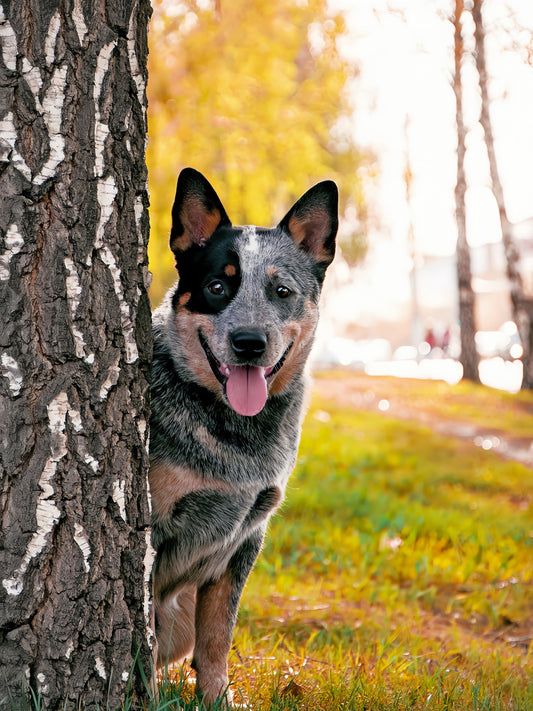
[453,0,480,383]
[472,0,532,388]
[0,1,153,709]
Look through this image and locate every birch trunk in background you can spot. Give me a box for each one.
[453,0,480,383]
[472,0,532,389]
[0,1,153,708]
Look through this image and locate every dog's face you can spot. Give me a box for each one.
[167,168,338,417]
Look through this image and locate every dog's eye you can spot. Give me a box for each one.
[276,285,291,299]
[207,281,225,296]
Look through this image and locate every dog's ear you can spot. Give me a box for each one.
[278,181,338,271]
[170,168,231,255]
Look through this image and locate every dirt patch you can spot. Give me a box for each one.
[312,372,533,468]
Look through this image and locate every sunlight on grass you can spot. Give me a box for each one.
[155,376,533,710]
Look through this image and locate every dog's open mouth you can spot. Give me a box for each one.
[199,333,292,417]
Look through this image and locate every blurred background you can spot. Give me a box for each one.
[146,0,533,394]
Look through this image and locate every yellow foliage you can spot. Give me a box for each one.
[147,0,368,303]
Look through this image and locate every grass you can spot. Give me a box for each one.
[152,374,533,709]
[18,374,531,710]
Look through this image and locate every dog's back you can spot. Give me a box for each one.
[150,168,338,705]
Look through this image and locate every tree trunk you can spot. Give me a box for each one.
[472,0,532,388]
[453,0,480,382]
[0,2,153,709]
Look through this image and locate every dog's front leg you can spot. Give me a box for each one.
[192,529,264,707]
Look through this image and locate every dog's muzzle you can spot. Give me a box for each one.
[198,332,292,417]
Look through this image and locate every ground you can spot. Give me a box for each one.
[312,370,533,467]
[155,371,533,711]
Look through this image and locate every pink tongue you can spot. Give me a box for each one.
[225,366,268,417]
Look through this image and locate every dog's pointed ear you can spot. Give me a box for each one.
[170,168,231,255]
[278,180,338,272]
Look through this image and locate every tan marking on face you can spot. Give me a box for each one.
[224,264,236,277]
[177,292,191,308]
[149,461,234,520]
[267,265,277,277]
[193,571,234,704]
[173,311,224,397]
[269,301,318,396]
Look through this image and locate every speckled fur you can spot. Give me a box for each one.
[150,168,338,706]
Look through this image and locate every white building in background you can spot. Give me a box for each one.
[318,227,533,353]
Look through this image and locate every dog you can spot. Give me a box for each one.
[149,167,338,705]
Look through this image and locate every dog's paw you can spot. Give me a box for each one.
[196,673,233,709]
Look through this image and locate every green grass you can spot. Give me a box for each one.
[154,374,533,710]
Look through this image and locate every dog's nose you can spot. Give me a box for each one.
[230,329,267,359]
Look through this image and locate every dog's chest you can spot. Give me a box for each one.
[152,419,295,507]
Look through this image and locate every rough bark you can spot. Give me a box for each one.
[472,0,532,388]
[0,1,153,709]
[453,0,480,382]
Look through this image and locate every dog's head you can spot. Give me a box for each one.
[165,167,338,417]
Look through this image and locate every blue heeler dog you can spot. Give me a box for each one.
[150,168,338,705]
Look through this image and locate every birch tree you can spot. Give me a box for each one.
[0,2,153,709]
[472,0,532,388]
[453,0,479,382]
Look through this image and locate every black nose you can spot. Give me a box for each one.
[230,329,267,359]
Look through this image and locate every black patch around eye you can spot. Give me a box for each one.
[172,228,241,314]
[203,278,232,310]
